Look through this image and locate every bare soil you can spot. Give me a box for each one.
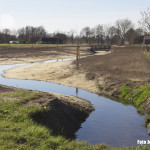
[4,50,110,93]
[79,46,150,85]
[4,45,150,89]
[0,46,92,65]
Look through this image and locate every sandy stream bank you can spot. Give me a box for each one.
[4,51,110,93]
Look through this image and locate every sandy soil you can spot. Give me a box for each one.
[4,51,110,93]
[4,59,99,93]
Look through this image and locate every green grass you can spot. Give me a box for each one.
[2,91,37,103]
[0,91,150,149]
[119,84,150,114]
[98,84,104,91]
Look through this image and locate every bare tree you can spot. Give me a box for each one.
[17,26,47,43]
[80,26,91,44]
[2,29,11,43]
[68,29,76,44]
[107,26,117,39]
[90,27,97,44]
[95,24,103,44]
[115,19,133,43]
[139,8,150,33]
[125,28,137,44]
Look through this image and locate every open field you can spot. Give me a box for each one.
[0,45,93,65]
[4,46,150,93]
[79,46,150,85]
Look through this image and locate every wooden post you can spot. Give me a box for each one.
[57,44,58,54]
[78,45,80,59]
[76,44,80,67]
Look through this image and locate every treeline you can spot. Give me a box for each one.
[0,9,150,45]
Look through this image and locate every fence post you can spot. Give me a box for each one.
[57,44,59,55]
[76,44,80,67]
[57,44,58,51]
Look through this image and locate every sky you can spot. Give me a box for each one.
[0,0,149,33]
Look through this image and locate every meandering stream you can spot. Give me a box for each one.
[0,57,149,147]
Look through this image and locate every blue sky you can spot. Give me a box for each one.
[0,0,149,33]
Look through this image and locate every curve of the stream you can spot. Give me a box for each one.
[0,57,149,147]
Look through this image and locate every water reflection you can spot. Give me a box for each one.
[76,88,78,97]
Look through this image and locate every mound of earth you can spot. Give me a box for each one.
[0,84,94,138]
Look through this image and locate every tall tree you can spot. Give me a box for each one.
[80,26,91,44]
[115,19,133,43]
[17,26,47,43]
[68,29,76,44]
[95,24,103,44]
[139,8,150,33]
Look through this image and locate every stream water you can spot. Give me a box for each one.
[0,57,149,147]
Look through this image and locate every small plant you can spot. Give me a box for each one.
[119,83,132,101]
[144,51,150,58]
[98,84,103,91]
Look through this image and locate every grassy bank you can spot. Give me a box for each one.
[119,83,150,125]
[0,91,103,150]
[1,90,150,149]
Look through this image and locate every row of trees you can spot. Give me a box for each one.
[79,19,145,45]
[0,9,150,45]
